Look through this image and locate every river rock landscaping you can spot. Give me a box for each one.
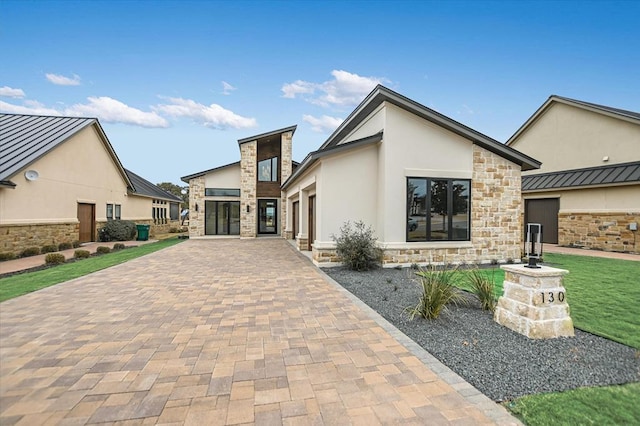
[323,266,640,402]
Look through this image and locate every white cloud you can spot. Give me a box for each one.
[0,86,26,98]
[221,81,237,95]
[154,97,257,129]
[303,114,343,133]
[45,73,82,86]
[65,97,169,127]
[0,100,60,115]
[282,70,388,107]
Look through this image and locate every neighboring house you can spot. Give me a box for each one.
[184,85,540,267]
[506,96,640,253]
[0,113,181,255]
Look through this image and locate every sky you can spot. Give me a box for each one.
[1,0,639,186]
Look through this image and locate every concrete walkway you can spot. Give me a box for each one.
[0,239,518,425]
[0,240,157,275]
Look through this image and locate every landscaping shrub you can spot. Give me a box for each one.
[113,243,126,251]
[99,220,136,242]
[44,253,66,265]
[58,242,73,250]
[74,249,90,259]
[0,252,17,261]
[96,246,111,254]
[20,247,40,257]
[72,240,81,248]
[406,265,468,319]
[467,268,497,312]
[41,244,58,254]
[333,220,383,271]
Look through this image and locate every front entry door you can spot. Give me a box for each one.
[77,203,95,243]
[258,199,278,234]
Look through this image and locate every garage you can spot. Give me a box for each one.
[525,198,559,244]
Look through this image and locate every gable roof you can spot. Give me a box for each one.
[125,169,182,202]
[180,161,241,183]
[522,161,640,192]
[507,95,640,146]
[0,113,133,189]
[317,85,540,171]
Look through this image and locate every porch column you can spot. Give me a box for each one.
[240,141,257,238]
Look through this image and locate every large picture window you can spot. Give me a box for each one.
[258,157,278,182]
[407,177,470,242]
[205,201,240,235]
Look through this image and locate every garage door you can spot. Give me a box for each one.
[525,198,559,244]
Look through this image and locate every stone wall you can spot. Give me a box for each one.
[0,222,78,255]
[240,141,257,237]
[188,176,205,237]
[281,131,293,238]
[559,212,640,253]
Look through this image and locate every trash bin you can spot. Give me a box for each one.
[136,224,150,241]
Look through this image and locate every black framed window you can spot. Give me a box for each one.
[205,188,241,197]
[106,204,113,220]
[258,157,278,182]
[205,201,240,235]
[115,204,121,220]
[407,177,470,242]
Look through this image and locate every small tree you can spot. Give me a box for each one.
[333,220,383,271]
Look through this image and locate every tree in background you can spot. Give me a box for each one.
[157,182,189,207]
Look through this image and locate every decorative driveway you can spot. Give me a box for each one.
[0,239,518,425]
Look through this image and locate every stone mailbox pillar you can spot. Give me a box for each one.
[494,264,574,339]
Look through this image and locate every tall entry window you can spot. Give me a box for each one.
[258,157,278,182]
[205,201,240,235]
[407,178,470,242]
[258,199,278,234]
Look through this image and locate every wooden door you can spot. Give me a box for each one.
[525,198,559,244]
[77,203,95,243]
[308,196,315,251]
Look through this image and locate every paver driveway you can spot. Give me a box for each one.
[0,239,518,425]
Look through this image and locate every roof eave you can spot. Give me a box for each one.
[181,161,241,183]
[237,125,297,145]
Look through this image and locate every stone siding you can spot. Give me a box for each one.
[559,212,640,253]
[281,131,293,238]
[1,222,78,255]
[471,145,522,263]
[188,176,205,237]
[240,141,257,237]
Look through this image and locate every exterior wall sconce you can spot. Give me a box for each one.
[195,203,199,212]
[246,205,250,213]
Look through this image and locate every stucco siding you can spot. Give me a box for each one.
[204,163,241,189]
[0,126,130,225]
[316,144,379,242]
[338,105,386,145]
[512,103,640,174]
[381,103,473,242]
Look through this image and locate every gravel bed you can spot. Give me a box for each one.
[323,266,640,402]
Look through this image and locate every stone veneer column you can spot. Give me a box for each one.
[240,141,257,238]
[471,145,522,263]
[280,131,293,238]
[495,264,574,339]
[189,176,205,237]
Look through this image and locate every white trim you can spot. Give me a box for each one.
[382,241,474,250]
[76,199,96,204]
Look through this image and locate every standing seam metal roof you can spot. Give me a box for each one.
[522,162,640,191]
[125,169,182,202]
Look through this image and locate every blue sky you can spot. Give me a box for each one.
[1,0,638,186]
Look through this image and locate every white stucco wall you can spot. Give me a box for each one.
[511,102,640,174]
[379,103,473,243]
[204,163,241,189]
[0,125,134,225]
[338,104,386,145]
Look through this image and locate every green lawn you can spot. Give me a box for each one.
[462,254,640,425]
[0,238,184,302]
[505,383,640,426]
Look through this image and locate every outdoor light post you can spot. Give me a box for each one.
[525,223,543,268]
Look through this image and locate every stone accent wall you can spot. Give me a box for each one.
[296,237,308,251]
[559,212,640,253]
[1,222,78,255]
[189,177,205,237]
[281,131,293,237]
[471,145,522,263]
[240,141,257,237]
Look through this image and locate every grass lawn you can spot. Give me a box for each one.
[506,383,640,426]
[461,253,640,425]
[0,238,184,302]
